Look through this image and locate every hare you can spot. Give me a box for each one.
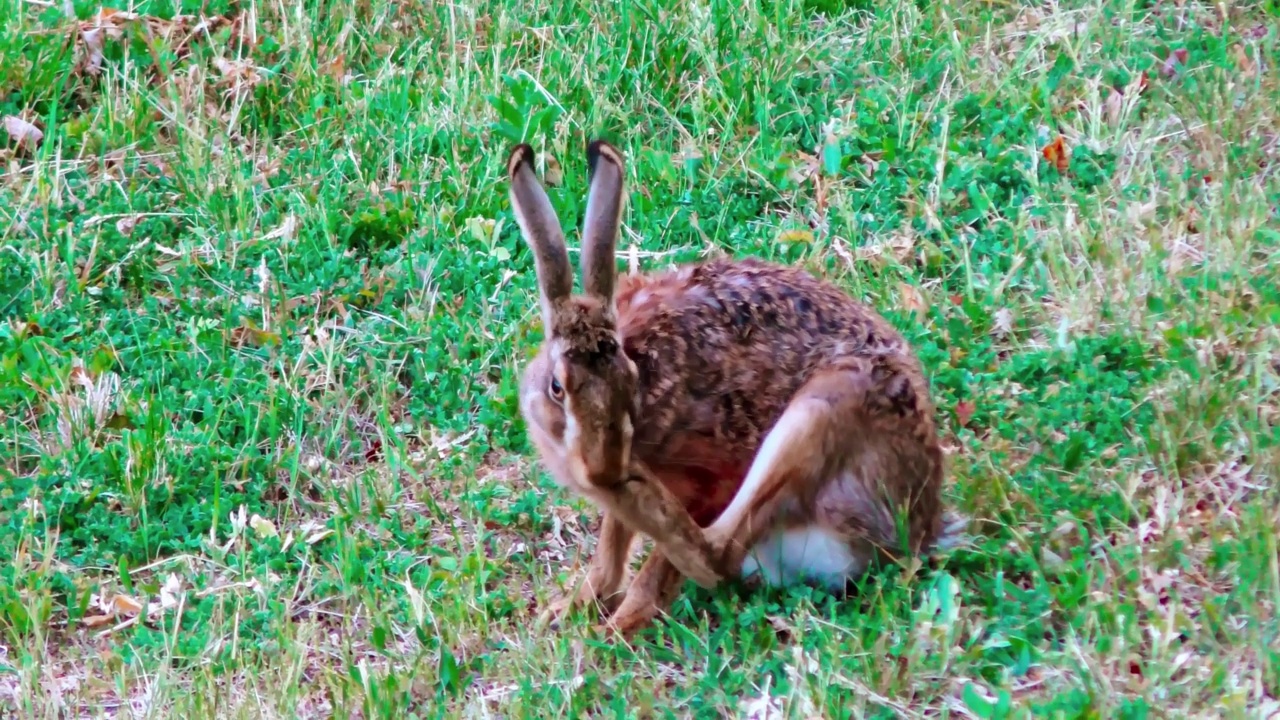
[508,140,965,637]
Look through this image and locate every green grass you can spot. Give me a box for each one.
[2,0,1279,716]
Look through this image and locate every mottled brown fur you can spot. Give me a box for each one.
[552,297,618,360]
[612,258,934,511]
[508,140,963,639]
[601,263,952,637]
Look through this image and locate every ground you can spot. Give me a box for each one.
[1,0,1278,717]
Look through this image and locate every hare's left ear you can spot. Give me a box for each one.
[508,143,573,330]
[580,140,625,308]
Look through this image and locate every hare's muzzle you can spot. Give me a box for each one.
[564,406,634,490]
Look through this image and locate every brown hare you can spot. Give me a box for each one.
[508,140,966,637]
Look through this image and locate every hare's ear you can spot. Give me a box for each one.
[580,139,625,307]
[508,144,573,330]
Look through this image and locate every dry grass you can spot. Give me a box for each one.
[1,0,1278,717]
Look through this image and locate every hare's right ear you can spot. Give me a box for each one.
[508,143,573,331]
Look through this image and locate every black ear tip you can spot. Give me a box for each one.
[586,139,623,177]
[507,143,536,177]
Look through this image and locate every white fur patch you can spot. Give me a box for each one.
[560,393,589,492]
[931,510,970,551]
[706,400,821,535]
[740,525,867,589]
[618,412,633,472]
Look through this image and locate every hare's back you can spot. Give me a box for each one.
[695,257,902,344]
[618,256,905,369]
[615,256,909,469]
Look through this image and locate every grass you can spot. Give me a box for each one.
[1,0,1278,716]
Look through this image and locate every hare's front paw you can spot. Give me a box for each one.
[702,527,740,574]
[706,529,760,581]
[537,584,625,631]
[670,545,723,590]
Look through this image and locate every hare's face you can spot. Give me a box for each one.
[520,302,638,492]
[556,335,638,490]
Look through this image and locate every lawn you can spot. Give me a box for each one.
[2,0,1278,716]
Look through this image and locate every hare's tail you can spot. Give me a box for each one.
[930,509,971,553]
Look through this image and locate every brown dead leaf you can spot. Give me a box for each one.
[887,229,916,263]
[95,7,140,26]
[253,154,283,184]
[1231,44,1256,80]
[541,153,564,187]
[898,282,929,320]
[230,318,281,348]
[81,613,115,628]
[262,214,297,243]
[4,116,43,151]
[1184,205,1201,234]
[1105,70,1150,127]
[785,150,820,186]
[993,307,1015,337]
[768,615,793,643]
[955,401,976,428]
[1105,88,1124,126]
[111,594,144,616]
[116,216,140,236]
[80,27,107,75]
[146,14,197,49]
[1041,136,1069,173]
[857,227,916,268]
[68,360,92,390]
[95,148,128,179]
[86,8,136,40]
[75,8,136,76]
[145,157,174,178]
[81,591,145,629]
[323,54,347,84]
[860,152,880,180]
[213,57,263,90]
[1161,48,1189,79]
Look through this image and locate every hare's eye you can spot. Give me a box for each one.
[549,378,564,401]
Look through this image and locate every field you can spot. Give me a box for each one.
[2,0,1279,716]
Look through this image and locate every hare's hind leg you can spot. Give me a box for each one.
[706,359,944,579]
[597,357,945,637]
[539,512,636,629]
